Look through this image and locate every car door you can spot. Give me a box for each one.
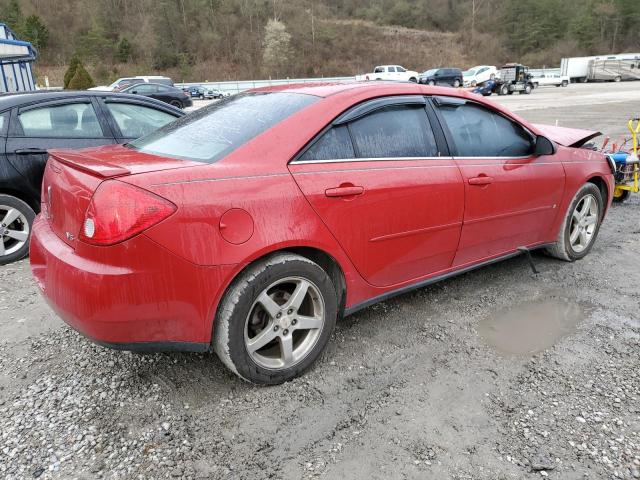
[98,98,182,143]
[289,96,465,287]
[431,96,565,267]
[5,99,115,200]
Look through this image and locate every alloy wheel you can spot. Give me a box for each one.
[569,194,598,253]
[0,206,29,257]
[244,276,325,370]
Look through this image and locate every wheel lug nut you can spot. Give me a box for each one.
[291,319,297,325]
[287,309,293,314]
[273,325,279,332]
[276,312,282,318]
[283,329,289,335]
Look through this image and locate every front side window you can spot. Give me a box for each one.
[437,101,533,157]
[106,103,178,138]
[349,105,438,158]
[397,66,406,72]
[18,103,103,138]
[129,92,317,163]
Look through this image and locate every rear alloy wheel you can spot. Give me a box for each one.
[453,79,461,88]
[614,76,622,82]
[0,194,35,265]
[500,84,509,95]
[214,253,337,384]
[524,84,532,94]
[428,80,436,86]
[546,183,603,261]
[170,100,183,108]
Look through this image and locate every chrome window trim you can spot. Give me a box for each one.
[290,155,535,165]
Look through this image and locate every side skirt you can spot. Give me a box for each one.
[343,244,553,317]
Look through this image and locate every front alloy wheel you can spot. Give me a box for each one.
[546,183,603,261]
[214,253,337,384]
[569,194,599,253]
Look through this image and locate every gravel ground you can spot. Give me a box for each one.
[1,82,639,479]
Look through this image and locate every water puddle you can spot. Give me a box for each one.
[478,298,585,356]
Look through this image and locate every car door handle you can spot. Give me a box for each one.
[15,148,48,155]
[468,175,494,185]
[325,185,364,197]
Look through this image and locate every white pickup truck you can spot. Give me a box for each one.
[357,65,420,83]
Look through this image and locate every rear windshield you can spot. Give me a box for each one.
[128,92,317,163]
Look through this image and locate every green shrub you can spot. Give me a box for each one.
[67,64,96,90]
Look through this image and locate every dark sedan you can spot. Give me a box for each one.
[419,68,463,87]
[121,83,193,109]
[0,91,184,264]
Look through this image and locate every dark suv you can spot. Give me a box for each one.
[0,91,184,265]
[419,68,463,87]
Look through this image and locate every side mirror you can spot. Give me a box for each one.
[534,135,556,156]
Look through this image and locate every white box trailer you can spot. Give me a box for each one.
[561,53,640,83]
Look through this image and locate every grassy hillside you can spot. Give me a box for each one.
[2,0,638,86]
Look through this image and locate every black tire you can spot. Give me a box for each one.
[453,79,461,88]
[0,194,35,266]
[170,100,183,108]
[524,84,532,94]
[613,189,630,203]
[561,80,568,87]
[500,84,509,95]
[614,76,622,83]
[471,80,477,87]
[409,77,417,83]
[546,183,604,262]
[428,80,436,86]
[214,253,338,384]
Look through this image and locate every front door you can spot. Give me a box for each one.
[5,99,114,200]
[431,97,565,267]
[289,97,464,287]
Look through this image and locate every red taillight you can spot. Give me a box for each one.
[79,181,176,246]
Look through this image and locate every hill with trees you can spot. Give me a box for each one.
[1,0,638,86]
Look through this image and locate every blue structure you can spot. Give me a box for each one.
[0,23,37,93]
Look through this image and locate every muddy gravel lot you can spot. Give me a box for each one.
[1,82,639,479]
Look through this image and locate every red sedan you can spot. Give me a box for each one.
[30,82,613,384]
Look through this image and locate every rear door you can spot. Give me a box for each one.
[431,96,565,267]
[289,96,464,287]
[5,99,115,200]
[98,98,182,143]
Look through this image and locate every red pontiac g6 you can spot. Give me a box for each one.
[30,82,614,384]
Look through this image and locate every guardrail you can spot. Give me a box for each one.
[176,76,356,95]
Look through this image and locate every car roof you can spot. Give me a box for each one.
[0,90,184,114]
[126,82,178,89]
[251,81,428,97]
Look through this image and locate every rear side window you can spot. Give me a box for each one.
[300,125,354,161]
[18,103,104,138]
[129,92,317,163]
[349,105,438,158]
[437,102,533,157]
[106,103,178,138]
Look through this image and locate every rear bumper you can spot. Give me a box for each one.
[30,214,235,350]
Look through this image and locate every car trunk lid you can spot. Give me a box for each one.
[42,146,201,249]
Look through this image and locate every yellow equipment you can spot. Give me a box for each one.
[612,117,639,203]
